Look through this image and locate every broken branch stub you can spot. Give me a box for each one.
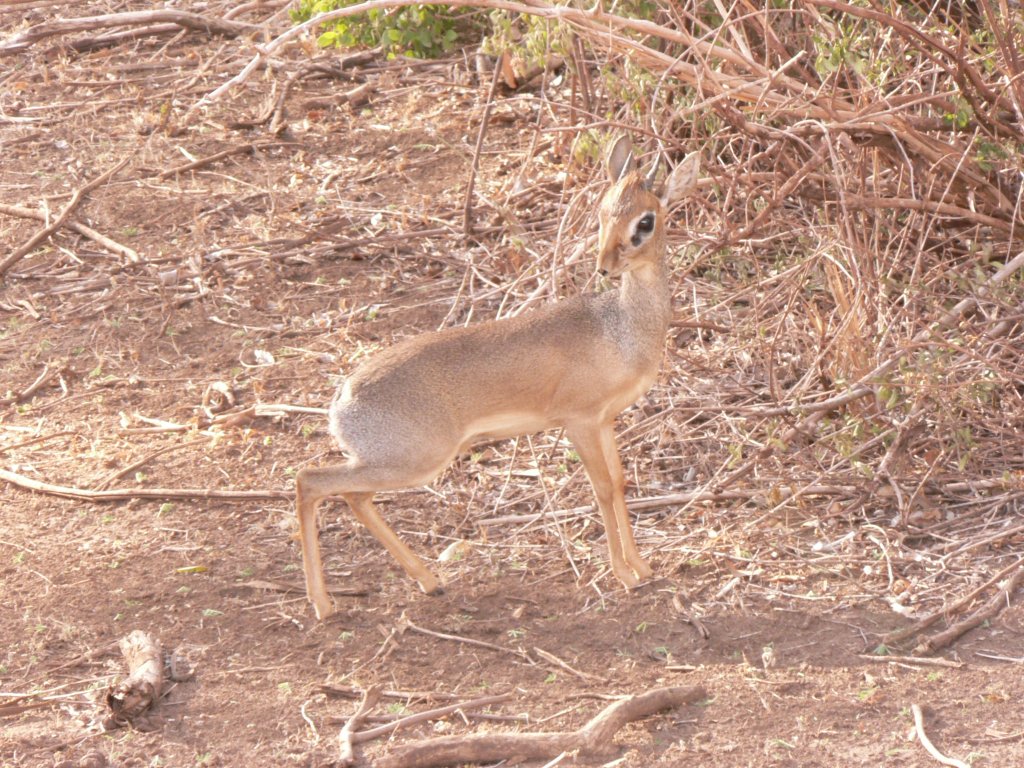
[105,630,163,728]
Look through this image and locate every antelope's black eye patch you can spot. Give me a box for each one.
[630,213,656,246]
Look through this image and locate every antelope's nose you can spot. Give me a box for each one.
[598,268,608,277]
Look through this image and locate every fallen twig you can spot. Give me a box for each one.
[339,685,382,767]
[463,51,504,236]
[532,647,607,683]
[404,620,533,663]
[156,141,293,179]
[914,563,1024,656]
[0,155,132,279]
[346,691,515,744]
[92,438,209,491]
[0,466,291,502]
[0,203,139,261]
[0,9,255,55]
[884,558,1024,646]
[857,655,963,669]
[0,698,64,719]
[0,430,78,456]
[911,704,969,768]
[0,365,55,408]
[375,685,706,768]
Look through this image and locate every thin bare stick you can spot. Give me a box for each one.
[884,558,1024,646]
[0,699,65,719]
[463,51,504,236]
[0,467,291,503]
[532,647,607,683]
[92,438,209,491]
[0,155,132,279]
[0,10,255,55]
[0,430,77,456]
[339,685,382,767]
[404,620,533,663]
[857,655,963,669]
[350,691,514,743]
[156,142,292,179]
[0,365,54,408]
[911,704,969,768]
[0,203,139,261]
[376,685,706,768]
[914,564,1024,656]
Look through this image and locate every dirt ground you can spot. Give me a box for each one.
[3,4,1024,767]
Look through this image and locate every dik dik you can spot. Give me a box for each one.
[296,136,700,619]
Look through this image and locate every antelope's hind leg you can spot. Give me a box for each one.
[295,465,340,619]
[295,463,443,619]
[344,491,441,595]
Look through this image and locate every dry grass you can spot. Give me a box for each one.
[432,1,1024,623]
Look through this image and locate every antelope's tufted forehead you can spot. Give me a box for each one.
[601,171,660,221]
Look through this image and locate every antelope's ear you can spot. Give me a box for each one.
[606,135,634,182]
[660,152,700,206]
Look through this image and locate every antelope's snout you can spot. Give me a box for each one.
[596,235,626,278]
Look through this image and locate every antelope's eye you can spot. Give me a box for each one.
[631,213,655,246]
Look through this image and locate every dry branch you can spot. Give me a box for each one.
[0,467,291,503]
[0,155,132,279]
[857,655,962,669]
[339,685,382,767]
[346,691,515,744]
[375,685,706,768]
[911,704,970,768]
[884,558,1024,647]
[0,10,255,55]
[156,142,293,179]
[913,563,1024,656]
[0,203,139,261]
[92,438,209,491]
[404,620,533,663]
[104,630,163,729]
[0,365,56,408]
[464,52,504,236]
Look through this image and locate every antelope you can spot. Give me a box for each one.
[296,136,700,619]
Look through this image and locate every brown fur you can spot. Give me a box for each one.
[296,137,700,619]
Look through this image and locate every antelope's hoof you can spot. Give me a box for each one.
[419,577,444,596]
[312,599,335,621]
[633,562,655,582]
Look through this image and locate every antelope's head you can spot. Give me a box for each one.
[597,135,700,278]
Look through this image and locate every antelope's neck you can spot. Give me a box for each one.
[618,258,673,338]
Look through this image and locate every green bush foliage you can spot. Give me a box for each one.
[292,0,460,58]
